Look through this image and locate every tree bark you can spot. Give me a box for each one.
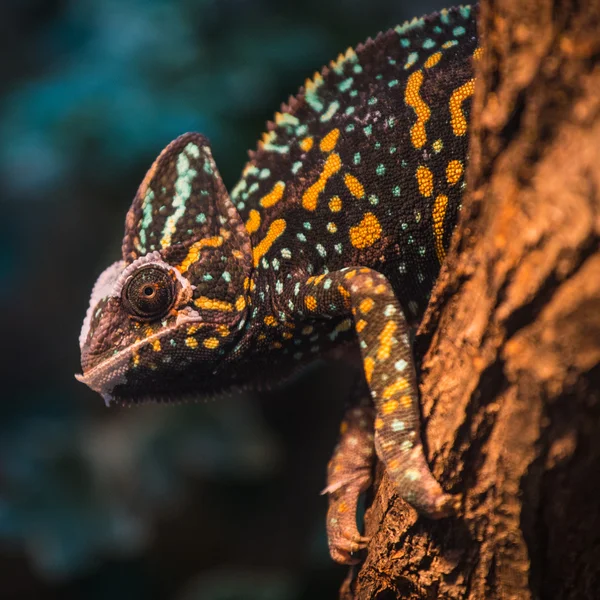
[347,0,600,597]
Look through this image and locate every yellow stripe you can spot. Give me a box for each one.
[252,219,286,267]
[259,181,285,208]
[450,79,475,136]
[433,194,449,263]
[178,236,223,273]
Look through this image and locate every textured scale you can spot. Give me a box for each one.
[77,5,479,565]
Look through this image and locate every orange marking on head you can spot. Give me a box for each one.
[194,297,234,311]
[252,219,286,267]
[177,236,224,273]
[473,46,483,60]
[405,70,430,149]
[264,315,278,327]
[319,128,340,153]
[151,339,161,352]
[245,209,261,234]
[349,213,382,249]
[203,337,219,349]
[356,319,367,332]
[337,286,351,307]
[450,79,475,136]
[399,395,412,408]
[185,337,198,348]
[433,194,449,263]
[377,321,397,361]
[424,52,442,69]
[374,417,384,430]
[344,173,365,199]
[259,181,285,208]
[302,153,342,211]
[416,165,434,197]
[235,295,246,311]
[216,325,230,337]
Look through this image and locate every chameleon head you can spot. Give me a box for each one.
[76,133,253,405]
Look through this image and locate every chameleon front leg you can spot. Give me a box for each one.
[322,385,375,564]
[293,268,457,528]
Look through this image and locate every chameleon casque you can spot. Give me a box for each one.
[77,5,478,564]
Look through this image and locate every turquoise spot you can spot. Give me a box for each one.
[353,152,361,165]
[363,125,372,136]
[368,97,377,105]
[374,141,381,150]
[320,100,340,122]
[324,279,332,290]
[387,117,396,128]
[138,189,155,252]
[338,77,354,92]
[203,273,213,281]
[305,82,324,112]
[281,248,292,259]
[375,74,383,80]
[334,243,343,254]
[434,26,442,34]
[376,164,385,176]
[222,271,231,282]
[278,113,299,127]
[259,168,271,179]
[297,233,307,242]
[346,124,355,132]
[170,339,177,347]
[203,161,213,175]
[388,58,396,65]
[231,179,247,201]
[400,38,410,48]
[395,17,424,35]
[460,6,471,19]
[453,26,466,36]
[316,244,326,257]
[353,64,363,74]
[369,194,379,206]
[393,186,401,196]
[441,10,450,24]
[349,89,358,97]
[263,142,290,154]
[422,38,436,49]
[296,124,308,136]
[404,52,419,69]
[303,222,311,230]
[248,182,259,195]
[345,106,355,115]
[389,146,397,154]
[388,79,399,87]
[291,161,303,174]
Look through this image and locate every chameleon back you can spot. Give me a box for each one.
[232,5,478,324]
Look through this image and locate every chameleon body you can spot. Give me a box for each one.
[77,6,478,564]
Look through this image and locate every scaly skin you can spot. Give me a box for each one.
[77,5,478,564]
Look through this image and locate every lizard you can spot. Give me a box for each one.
[76,4,479,565]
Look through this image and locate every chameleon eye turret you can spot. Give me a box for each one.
[121,265,176,321]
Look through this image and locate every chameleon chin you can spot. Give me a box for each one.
[78,4,476,564]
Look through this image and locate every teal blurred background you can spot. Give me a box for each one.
[0,0,447,598]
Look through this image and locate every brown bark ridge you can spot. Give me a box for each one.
[345,1,600,598]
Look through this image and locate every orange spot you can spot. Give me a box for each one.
[364,357,374,383]
[185,337,198,348]
[264,315,278,326]
[344,269,357,279]
[337,286,351,307]
[446,160,464,185]
[377,321,397,361]
[433,194,449,263]
[300,137,313,152]
[424,52,442,69]
[259,181,285,208]
[216,325,230,337]
[382,400,399,415]
[383,379,409,399]
[473,46,483,60]
[374,417,384,430]
[194,297,234,311]
[450,79,475,136]
[302,153,342,211]
[282,332,293,340]
[356,319,367,332]
[349,213,382,249]
[305,296,317,310]
[319,128,340,153]
[178,236,224,273]
[203,337,219,349]
[399,395,412,408]
[344,173,365,198]
[416,166,434,197]
[359,298,374,314]
[151,340,161,352]
[405,70,430,148]
[235,295,247,311]
[252,219,286,267]
[245,209,261,234]
[329,196,342,212]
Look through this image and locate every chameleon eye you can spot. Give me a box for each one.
[122,266,176,321]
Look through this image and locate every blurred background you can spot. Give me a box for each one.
[1,0,447,598]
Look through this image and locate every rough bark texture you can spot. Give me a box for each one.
[346,0,600,598]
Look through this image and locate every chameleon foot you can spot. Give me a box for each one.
[322,405,375,564]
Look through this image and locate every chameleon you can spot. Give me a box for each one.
[76,5,478,564]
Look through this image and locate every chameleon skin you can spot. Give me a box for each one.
[77,6,478,564]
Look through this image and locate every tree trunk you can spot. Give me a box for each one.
[346,0,600,597]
